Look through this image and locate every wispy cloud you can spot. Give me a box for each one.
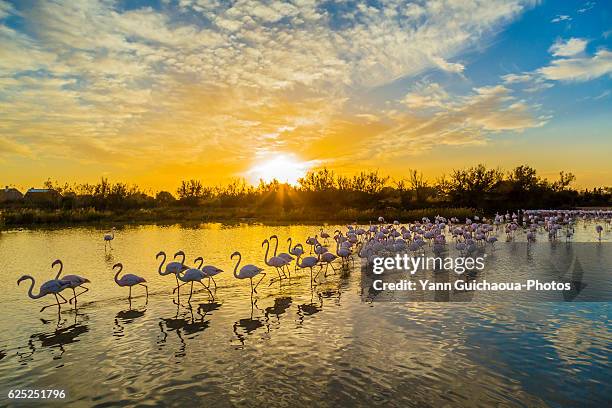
[551,15,572,23]
[549,38,588,57]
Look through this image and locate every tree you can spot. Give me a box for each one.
[155,191,176,206]
[553,171,576,191]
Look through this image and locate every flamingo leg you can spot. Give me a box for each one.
[140,284,148,299]
[128,286,132,300]
[211,276,217,291]
[40,293,68,312]
[199,281,214,299]
[253,272,266,293]
[173,282,188,294]
[69,286,89,304]
[188,282,193,302]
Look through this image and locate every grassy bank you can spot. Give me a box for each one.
[0,207,478,229]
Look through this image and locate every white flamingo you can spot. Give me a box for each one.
[17,275,71,312]
[231,251,266,295]
[113,263,147,300]
[104,227,116,249]
[51,259,90,306]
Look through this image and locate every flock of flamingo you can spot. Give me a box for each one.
[16,209,610,313]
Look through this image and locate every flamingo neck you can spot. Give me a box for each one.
[53,261,63,280]
[263,241,270,265]
[23,276,43,299]
[157,252,166,275]
[114,267,122,284]
[232,254,241,278]
[272,237,279,256]
[287,237,292,253]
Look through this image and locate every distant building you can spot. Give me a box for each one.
[24,188,62,205]
[0,186,24,203]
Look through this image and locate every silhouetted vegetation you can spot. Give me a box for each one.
[1,165,610,227]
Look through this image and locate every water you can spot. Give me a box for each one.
[0,222,610,407]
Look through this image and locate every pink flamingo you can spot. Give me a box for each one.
[113,263,148,300]
[51,259,90,306]
[17,275,71,312]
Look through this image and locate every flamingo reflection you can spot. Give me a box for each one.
[232,299,269,347]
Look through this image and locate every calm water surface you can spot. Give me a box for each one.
[0,222,610,407]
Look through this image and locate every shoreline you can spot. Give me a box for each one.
[0,206,481,229]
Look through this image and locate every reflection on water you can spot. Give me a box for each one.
[0,222,610,407]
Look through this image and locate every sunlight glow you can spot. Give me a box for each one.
[247,155,313,186]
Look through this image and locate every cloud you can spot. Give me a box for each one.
[539,49,612,82]
[403,82,450,109]
[549,38,588,57]
[0,137,31,157]
[431,56,465,74]
[551,15,572,23]
[577,1,596,13]
[501,73,533,83]
[502,36,611,87]
[365,82,547,158]
[0,0,538,178]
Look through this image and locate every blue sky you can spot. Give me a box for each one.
[0,0,610,188]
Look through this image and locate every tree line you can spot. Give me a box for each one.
[2,165,610,213]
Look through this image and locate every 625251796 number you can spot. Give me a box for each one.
[8,389,66,399]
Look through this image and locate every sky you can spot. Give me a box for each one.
[0,0,611,191]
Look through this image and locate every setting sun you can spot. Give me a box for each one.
[246,155,314,186]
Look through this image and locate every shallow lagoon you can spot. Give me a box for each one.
[0,222,610,407]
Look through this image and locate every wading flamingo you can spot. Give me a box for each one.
[262,239,289,281]
[270,235,294,264]
[52,259,90,306]
[596,225,603,241]
[194,257,223,291]
[113,263,148,300]
[295,245,319,284]
[104,227,115,249]
[289,238,305,271]
[174,260,213,302]
[17,275,71,312]
[231,251,265,295]
[157,251,188,291]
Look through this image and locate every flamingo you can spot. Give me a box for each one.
[113,263,148,300]
[174,260,213,302]
[596,225,603,241]
[318,248,338,276]
[104,227,115,249]
[17,275,71,312]
[336,238,352,268]
[193,257,223,290]
[51,259,90,306]
[320,228,331,243]
[306,235,318,254]
[295,245,319,284]
[270,235,294,264]
[262,239,289,281]
[288,237,304,271]
[156,251,188,291]
[231,251,266,295]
